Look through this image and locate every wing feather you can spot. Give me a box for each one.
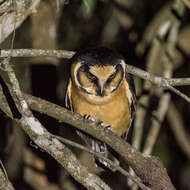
[65,79,73,111]
[122,73,137,140]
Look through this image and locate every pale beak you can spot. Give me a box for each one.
[98,80,106,96]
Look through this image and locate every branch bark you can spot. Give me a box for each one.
[0,160,15,190]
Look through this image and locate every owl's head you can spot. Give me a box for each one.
[70,47,126,100]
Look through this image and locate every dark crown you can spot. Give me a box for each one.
[70,47,124,67]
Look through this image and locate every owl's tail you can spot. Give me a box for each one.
[77,130,119,171]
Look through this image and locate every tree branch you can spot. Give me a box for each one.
[0,49,75,60]
[0,0,41,44]
[0,90,175,190]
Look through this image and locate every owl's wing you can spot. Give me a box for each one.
[65,79,73,111]
[122,74,137,140]
[127,73,137,115]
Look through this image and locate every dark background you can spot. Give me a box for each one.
[0,0,190,189]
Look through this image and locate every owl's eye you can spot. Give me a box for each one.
[109,72,117,80]
[87,72,96,80]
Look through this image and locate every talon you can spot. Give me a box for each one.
[104,125,112,131]
[98,121,112,130]
[97,121,104,127]
[98,121,107,127]
[83,114,95,122]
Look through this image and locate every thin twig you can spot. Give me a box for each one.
[0,49,189,87]
[166,78,190,86]
[167,85,190,103]
[0,49,75,59]
[126,64,190,103]
[125,64,190,87]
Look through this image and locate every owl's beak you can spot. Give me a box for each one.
[98,80,105,96]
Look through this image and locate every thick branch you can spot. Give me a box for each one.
[2,92,174,190]
[0,59,111,190]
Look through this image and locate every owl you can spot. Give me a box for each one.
[65,47,136,171]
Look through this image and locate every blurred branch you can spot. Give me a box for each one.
[130,17,171,190]
[131,97,147,150]
[0,160,15,190]
[143,1,181,153]
[167,103,190,160]
[136,2,173,54]
[143,55,172,156]
[143,93,171,154]
[130,1,185,189]
[180,0,190,9]
[0,90,176,190]
[0,0,41,44]
[0,59,112,190]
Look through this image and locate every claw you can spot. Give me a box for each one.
[98,121,112,131]
[104,125,112,131]
[83,114,96,122]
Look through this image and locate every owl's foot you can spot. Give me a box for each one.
[83,114,96,122]
[98,121,112,131]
